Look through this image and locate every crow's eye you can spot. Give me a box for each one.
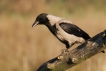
[40,17,46,21]
[40,18,44,20]
[36,17,42,22]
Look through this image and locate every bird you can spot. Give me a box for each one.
[32,13,105,53]
[32,13,90,49]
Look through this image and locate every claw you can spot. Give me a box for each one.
[61,49,69,52]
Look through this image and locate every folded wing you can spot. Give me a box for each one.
[59,23,90,40]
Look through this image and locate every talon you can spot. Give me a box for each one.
[61,49,66,52]
[61,49,69,52]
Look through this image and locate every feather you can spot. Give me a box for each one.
[59,22,90,40]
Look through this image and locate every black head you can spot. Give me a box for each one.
[32,13,48,27]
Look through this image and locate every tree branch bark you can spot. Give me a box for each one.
[36,30,106,71]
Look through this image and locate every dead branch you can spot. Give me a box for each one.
[36,30,106,71]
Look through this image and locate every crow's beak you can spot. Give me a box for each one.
[32,21,39,27]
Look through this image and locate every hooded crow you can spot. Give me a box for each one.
[32,13,90,49]
[32,13,105,53]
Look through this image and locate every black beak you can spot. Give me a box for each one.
[32,21,39,27]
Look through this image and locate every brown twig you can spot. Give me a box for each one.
[36,30,106,71]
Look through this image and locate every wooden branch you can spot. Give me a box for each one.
[36,30,106,71]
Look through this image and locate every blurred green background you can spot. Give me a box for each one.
[0,0,106,71]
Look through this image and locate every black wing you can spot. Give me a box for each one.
[59,23,90,40]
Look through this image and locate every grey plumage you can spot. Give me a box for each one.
[32,13,91,49]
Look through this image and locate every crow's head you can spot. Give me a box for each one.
[32,13,48,27]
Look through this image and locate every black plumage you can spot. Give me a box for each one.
[32,13,90,49]
[59,23,90,40]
